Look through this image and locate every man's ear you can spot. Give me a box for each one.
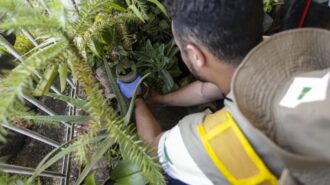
[186,44,205,68]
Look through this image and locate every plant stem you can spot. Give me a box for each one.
[103,60,128,115]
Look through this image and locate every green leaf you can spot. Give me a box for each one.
[59,63,68,92]
[160,70,175,92]
[111,160,140,180]
[158,44,165,56]
[128,5,145,22]
[0,40,66,139]
[124,73,150,124]
[159,19,169,29]
[115,172,146,185]
[74,58,166,185]
[33,65,59,97]
[165,40,179,58]
[28,135,107,183]
[104,2,127,12]
[75,136,115,185]
[147,0,169,18]
[104,60,128,114]
[84,171,97,185]
[67,59,78,84]
[46,93,88,111]
[111,160,146,185]
[17,115,90,124]
[28,142,78,183]
[88,40,102,58]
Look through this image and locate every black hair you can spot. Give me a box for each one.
[165,0,264,66]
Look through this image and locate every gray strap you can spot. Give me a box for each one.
[178,111,229,185]
[226,92,285,176]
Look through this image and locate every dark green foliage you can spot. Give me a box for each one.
[0,173,40,185]
[136,39,180,93]
[0,0,168,184]
[264,0,279,13]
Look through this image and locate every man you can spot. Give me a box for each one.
[232,28,330,185]
[119,0,284,184]
[152,0,330,108]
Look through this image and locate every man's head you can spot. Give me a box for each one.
[165,0,264,93]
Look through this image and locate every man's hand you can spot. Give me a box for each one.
[117,76,142,99]
[146,90,164,104]
[134,97,163,148]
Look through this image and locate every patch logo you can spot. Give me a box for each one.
[280,72,330,108]
[297,87,312,100]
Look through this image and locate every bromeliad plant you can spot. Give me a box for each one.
[136,39,180,93]
[0,0,168,184]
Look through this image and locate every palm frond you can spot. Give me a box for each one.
[0,0,61,34]
[75,136,114,185]
[0,173,40,185]
[16,115,90,124]
[46,93,88,111]
[0,41,67,135]
[0,0,168,184]
[126,0,149,22]
[28,134,107,182]
[70,0,105,36]
[73,59,165,185]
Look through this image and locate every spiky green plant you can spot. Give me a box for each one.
[263,0,279,13]
[136,39,180,93]
[0,173,40,185]
[0,0,167,184]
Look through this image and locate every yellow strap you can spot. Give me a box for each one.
[196,111,277,185]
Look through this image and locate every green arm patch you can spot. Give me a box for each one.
[164,144,173,165]
[298,87,312,100]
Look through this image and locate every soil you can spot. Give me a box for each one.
[2,79,80,185]
[7,95,68,185]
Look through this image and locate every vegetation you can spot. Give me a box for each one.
[0,0,283,184]
[0,0,172,184]
[136,39,180,93]
[0,174,39,185]
[263,0,279,13]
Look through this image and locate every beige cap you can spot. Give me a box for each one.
[232,28,330,184]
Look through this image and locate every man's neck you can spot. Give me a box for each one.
[212,63,236,95]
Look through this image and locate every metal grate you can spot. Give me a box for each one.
[1,83,78,185]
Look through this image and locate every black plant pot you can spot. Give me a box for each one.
[115,60,137,83]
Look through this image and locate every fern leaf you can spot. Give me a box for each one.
[73,59,165,185]
[75,136,114,185]
[147,0,169,17]
[46,93,88,111]
[0,41,67,132]
[16,115,90,124]
[0,0,61,33]
[128,4,145,23]
[0,173,39,185]
[104,2,127,12]
[28,134,107,182]
[58,63,68,92]
[33,65,59,97]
